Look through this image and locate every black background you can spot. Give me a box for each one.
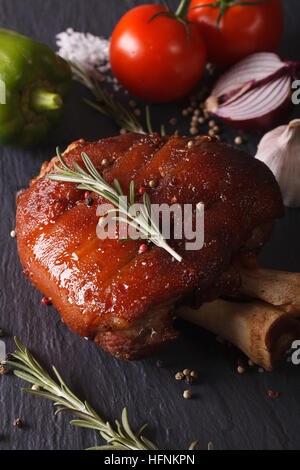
[0,0,300,451]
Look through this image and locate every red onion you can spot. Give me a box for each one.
[205,53,300,132]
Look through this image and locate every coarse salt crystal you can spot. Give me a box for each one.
[56,28,121,91]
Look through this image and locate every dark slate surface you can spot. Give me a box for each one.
[0,0,300,451]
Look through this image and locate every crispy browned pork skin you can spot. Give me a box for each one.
[16,133,283,359]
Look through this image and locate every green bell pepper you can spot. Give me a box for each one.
[0,28,72,147]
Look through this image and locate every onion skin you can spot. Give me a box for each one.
[211,93,292,133]
[206,53,299,133]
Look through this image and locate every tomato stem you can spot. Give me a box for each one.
[190,0,273,29]
[175,0,190,18]
[149,0,192,40]
[162,0,171,12]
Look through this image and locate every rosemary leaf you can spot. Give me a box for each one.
[70,61,145,134]
[141,436,160,451]
[21,388,67,403]
[68,61,167,136]
[121,408,137,441]
[70,420,104,431]
[6,337,201,450]
[130,180,135,206]
[6,337,158,451]
[48,149,182,262]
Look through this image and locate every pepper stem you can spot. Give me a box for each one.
[31,88,63,112]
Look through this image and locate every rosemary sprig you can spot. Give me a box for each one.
[5,337,158,450]
[5,338,201,450]
[48,148,182,262]
[70,61,145,134]
[70,61,167,136]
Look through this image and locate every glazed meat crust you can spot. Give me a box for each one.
[16,133,283,359]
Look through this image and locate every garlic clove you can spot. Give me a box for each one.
[255,119,300,208]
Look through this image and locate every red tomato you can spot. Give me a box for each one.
[110,4,206,103]
[188,0,283,67]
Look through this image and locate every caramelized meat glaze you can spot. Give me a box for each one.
[16,133,283,359]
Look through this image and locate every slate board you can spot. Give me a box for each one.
[0,0,300,451]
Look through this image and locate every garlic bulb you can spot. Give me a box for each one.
[255,119,300,208]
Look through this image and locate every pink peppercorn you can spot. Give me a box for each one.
[41,297,52,306]
[138,187,146,195]
[138,244,148,254]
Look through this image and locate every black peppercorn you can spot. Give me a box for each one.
[86,197,94,207]
[156,360,165,368]
[185,375,194,385]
